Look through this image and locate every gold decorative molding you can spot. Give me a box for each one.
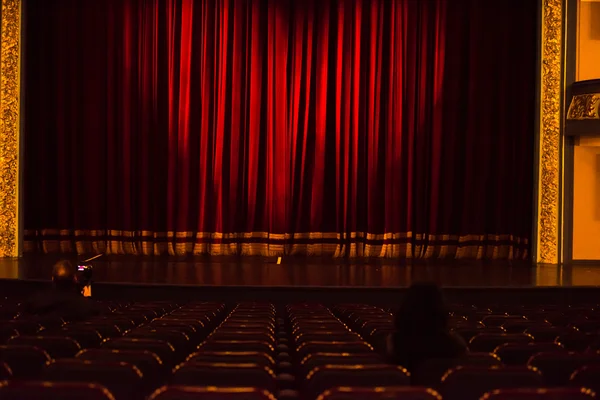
[536,0,563,264]
[567,93,600,120]
[0,0,21,257]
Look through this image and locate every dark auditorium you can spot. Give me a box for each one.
[1,0,600,399]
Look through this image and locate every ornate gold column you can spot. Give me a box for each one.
[0,0,22,257]
[536,0,564,264]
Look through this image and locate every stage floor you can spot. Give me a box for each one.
[0,256,599,288]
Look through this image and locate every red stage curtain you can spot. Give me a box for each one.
[24,0,536,259]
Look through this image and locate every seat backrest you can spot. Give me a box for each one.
[570,364,600,393]
[469,333,533,352]
[186,351,275,367]
[0,361,12,379]
[0,381,116,400]
[305,365,410,398]
[103,338,176,367]
[8,335,81,358]
[1,320,44,335]
[301,353,383,373]
[411,353,502,386]
[481,387,597,399]
[524,326,574,342]
[70,322,123,339]
[197,340,275,354]
[528,351,600,386]
[43,359,144,400]
[40,327,104,348]
[555,333,599,352]
[148,386,277,400]
[296,341,373,359]
[316,386,441,400]
[438,365,543,400]
[77,348,165,383]
[171,362,276,392]
[494,342,564,365]
[125,328,191,354]
[0,344,51,379]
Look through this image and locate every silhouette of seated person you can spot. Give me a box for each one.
[23,260,98,322]
[386,282,467,373]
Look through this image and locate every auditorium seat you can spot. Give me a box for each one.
[411,353,503,386]
[296,341,373,360]
[125,328,192,356]
[0,381,116,400]
[480,387,597,399]
[1,320,43,335]
[7,336,81,359]
[43,359,145,400]
[438,365,544,400]
[102,337,176,367]
[39,327,104,348]
[186,351,275,368]
[570,364,600,394]
[172,362,277,391]
[469,333,534,352]
[528,351,600,386]
[0,361,12,379]
[524,326,574,342]
[555,333,599,351]
[77,348,165,386]
[0,327,18,344]
[315,386,442,400]
[304,365,410,398]
[300,353,384,374]
[494,342,565,365]
[0,345,51,379]
[198,340,275,354]
[148,386,277,400]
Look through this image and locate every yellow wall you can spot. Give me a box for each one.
[572,1,600,260]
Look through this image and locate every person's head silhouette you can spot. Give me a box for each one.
[395,282,448,335]
[52,260,77,292]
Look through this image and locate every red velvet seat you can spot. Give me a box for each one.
[297,341,373,359]
[304,365,410,399]
[481,387,597,399]
[528,351,600,386]
[570,364,600,394]
[0,381,116,400]
[411,353,502,386]
[0,361,12,379]
[0,345,51,379]
[186,351,275,368]
[102,338,176,367]
[148,386,277,400]
[77,348,165,386]
[171,362,277,392]
[198,340,275,354]
[494,342,564,365]
[39,327,104,348]
[7,336,81,359]
[301,353,383,373]
[469,333,533,352]
[438,365,543,400]
[316,386,441,400]
[43,359,144,400]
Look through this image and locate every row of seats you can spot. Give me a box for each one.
[0,299,600,399]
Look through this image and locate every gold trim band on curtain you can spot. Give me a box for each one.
[0,0,22,258]
[24,229,529,260]
[536,0,563,265]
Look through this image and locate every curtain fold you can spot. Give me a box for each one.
[24,0,536,259]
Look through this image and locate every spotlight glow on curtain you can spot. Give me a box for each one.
[24,0,537,258]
